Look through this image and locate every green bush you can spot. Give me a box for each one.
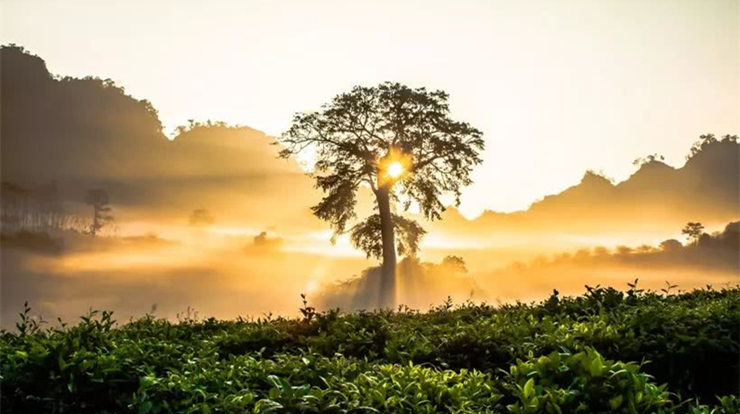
[132,355,503,413]
[1,285,738,413]
[504,348,670,413]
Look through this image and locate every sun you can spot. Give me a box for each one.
[387,161,405,178]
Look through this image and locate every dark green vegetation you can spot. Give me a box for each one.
[2,284,738,413]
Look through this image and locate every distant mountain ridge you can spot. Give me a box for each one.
[0,45,316,227]
[0,45,301,184]
[438,136,739,235]
[2,44,737,236]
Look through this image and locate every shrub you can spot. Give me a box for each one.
[2,285,738,413]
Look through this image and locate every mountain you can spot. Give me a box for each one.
[2,44,737,237]
[0,45,166,183]
[0,45,317,228]
[437,137,739,237]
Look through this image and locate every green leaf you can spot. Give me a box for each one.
[138,401,153,414]
[589,358,603,377]
[523,378,535,399]
[609,395,623,410]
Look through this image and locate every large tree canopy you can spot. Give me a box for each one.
[279,82,484,306]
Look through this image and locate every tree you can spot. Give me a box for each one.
[616,245,633,255]
[687,134,718,160]
[189,209,216,226]
[659,239,683,252]
[441,255,468,274]
[632,153,665,167]
[84,189,113,236]
[279,82,484,307]
[686,134,738,160]
[681,222,704,245]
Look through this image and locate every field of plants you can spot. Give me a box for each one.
[1,283,739,413]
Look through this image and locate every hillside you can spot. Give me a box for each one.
[0,45,317,227]
[438,137,739,236]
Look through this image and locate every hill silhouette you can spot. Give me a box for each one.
[0,45,317,228]
[1,45,166,184]
[437,137,739,236]
[2,44,737,237]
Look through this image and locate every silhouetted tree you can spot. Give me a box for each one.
[593,246,610,256]
[1,182,29,232]
[442,255,468,273]
[659,239,683,252]
[635,244,655,254]
[175,119,229,135]
[246,231,284,255]
[632,153,665,167]
[683,134,740,160]
[189,209,216,226]
[279,82,484,307]
[682,222,705,245]
[1,181,82,233]
[723,134,739,143]
[687,134,718,160]
[616,245,633,255]
[84,189,113,236]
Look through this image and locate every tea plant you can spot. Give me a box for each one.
[1,284,738,413]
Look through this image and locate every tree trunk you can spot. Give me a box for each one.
[91,205,99,236]
[376,187,396,309]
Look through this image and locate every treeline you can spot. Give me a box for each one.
[0,181,95,235]
[1,180,116,250]
[505,221,740,272]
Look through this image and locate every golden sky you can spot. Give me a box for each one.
[2,0,738,217]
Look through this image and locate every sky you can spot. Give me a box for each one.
[2,0,738,217]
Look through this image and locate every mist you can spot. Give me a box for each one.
[1,45,739,328]
[3,218,738,329]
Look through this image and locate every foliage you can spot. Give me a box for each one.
[504,348,671,413]
[632,153,665,167]
[278,82,484,260]
[441,255,468,273]
[349,213,427,259]
[687,134,738,160]
[174,119,232,136]
[682,222,705,245]
[84,189,114,236]
[188,209,216,227]
[2,285,738,413]
[1,180,89,235]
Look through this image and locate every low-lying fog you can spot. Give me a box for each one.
[2,219,737,329]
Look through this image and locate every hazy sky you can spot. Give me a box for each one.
[2,0,738,217]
